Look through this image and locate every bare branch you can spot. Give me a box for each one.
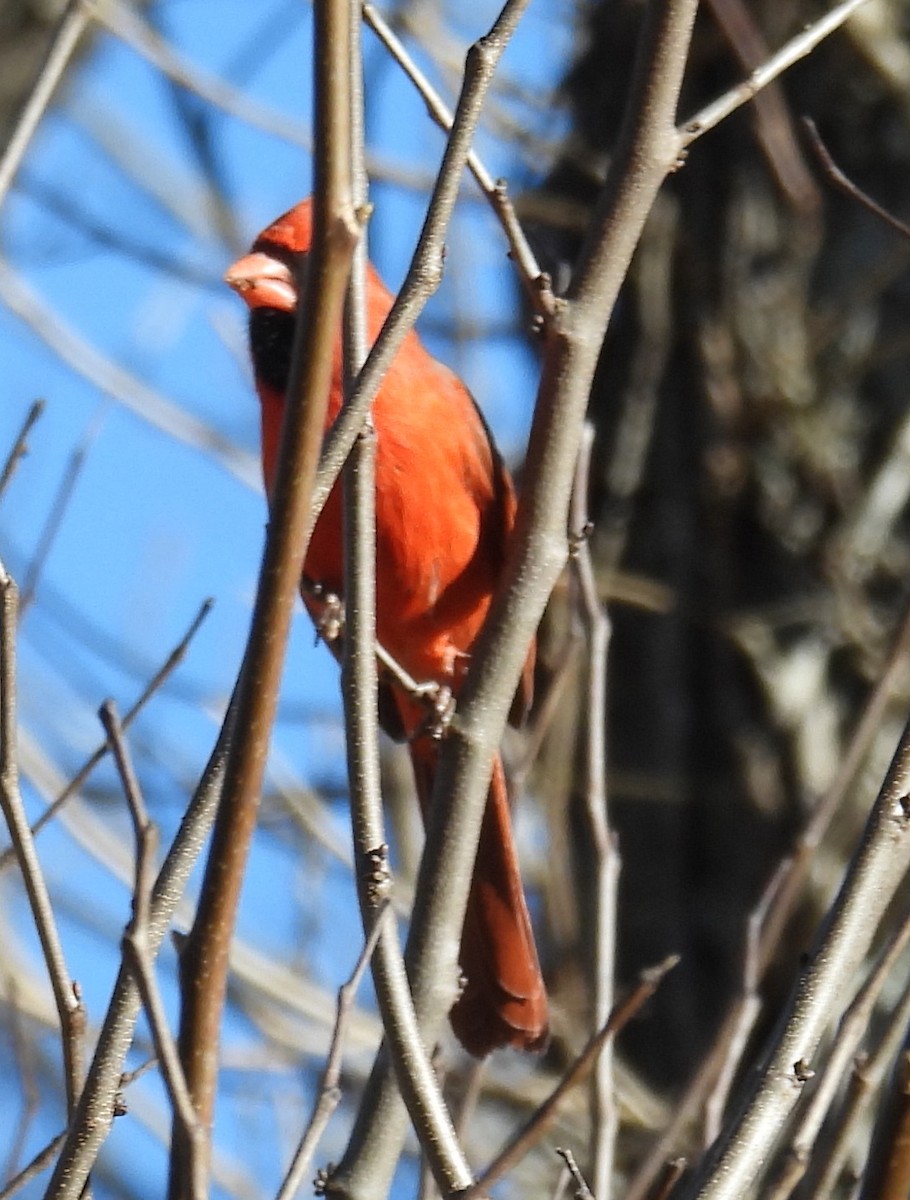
[686,715,910,1199]
[45,691,236,1200]
[171,0,360,1180]
[276,904,388,1200]
[0,401,45,503]
[0,1131,66,1200]
[803,116,910,240]
[99,701,208,1200]
[361,2,552,316]
[0,597,213,861]
[0,559,85,1117]
[680,0,872,148]
[570,424,619,1200]
[472,957,679,1196]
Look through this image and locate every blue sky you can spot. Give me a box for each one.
[0,1,574,1193]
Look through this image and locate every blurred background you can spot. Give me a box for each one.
[2,0,910,1197]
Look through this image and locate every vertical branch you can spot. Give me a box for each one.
[406,0,699,1114]
[570,424,619,1200]
[170,0,358,1185]
[45,690,235,1200]
[337,10,472,1192]
[0,559,85,1117]
[99,702,206,1200]
[331,6,699,1199]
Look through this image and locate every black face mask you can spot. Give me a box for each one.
[249,307,296,394]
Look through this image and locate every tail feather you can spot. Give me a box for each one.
[411,741,548,1057]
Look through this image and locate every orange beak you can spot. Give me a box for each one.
[224,251,297,311]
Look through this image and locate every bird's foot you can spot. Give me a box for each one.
[303,580,345,647]
[412,682,455,740]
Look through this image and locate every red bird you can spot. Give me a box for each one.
[226,199,547,1057]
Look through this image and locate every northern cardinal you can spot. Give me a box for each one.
[226,199,547,1056]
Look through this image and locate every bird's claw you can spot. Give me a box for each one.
[304,581,345,646]
[413,682,455,740]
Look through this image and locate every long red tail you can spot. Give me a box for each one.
[410,740,548,1057]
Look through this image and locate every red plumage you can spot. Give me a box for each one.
[226,199,547,1056]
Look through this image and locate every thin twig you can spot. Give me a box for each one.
[685,714,910,1199]
[19,416,101,616]
[679,0,872,148]
[361,2,552,316]
[328,4,545,1196]
[570,424,619,1200]
[765,910,910,1200]
[0,0,91,210]
[816,976,910,1198]
[803,117,910,241]
[45,689,237,1200]
[0,1131,66,1200]
[703,0,820,212]
[338,8,472,1192]
[171,0,359,1183]
[470,957,679,1196]
[276,904,388,1200]
[555,1148,595,1200]
[647,1160,688,1200]
[310,0,538,557]
[0,597,213,862]
[0,401,45,502]
[0,559,85,1117]
[99,701,208,1200]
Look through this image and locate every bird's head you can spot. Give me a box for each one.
[225,199,315,395]
[224,198,314,314]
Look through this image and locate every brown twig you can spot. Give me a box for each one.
[679,0,872,149]
[840,979,910,1195]
[704,0,820,212]
[171,0,359,1185]
[0,597,212,864]
[470,957,679,1196]
[99,701,207,1200]
[276,903,388,1200]
[0,559,85,1117]
[338,10,472,1192]
[0,1131,66,1200]
[802,117,910,242]
[555,1148,595,1200]
[0,401,45,502]
[647,1160,688,1200]
[45,689,236,1200]
[570,423,619,1200]
[327,4,542,1197]
[361,2,552,317]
